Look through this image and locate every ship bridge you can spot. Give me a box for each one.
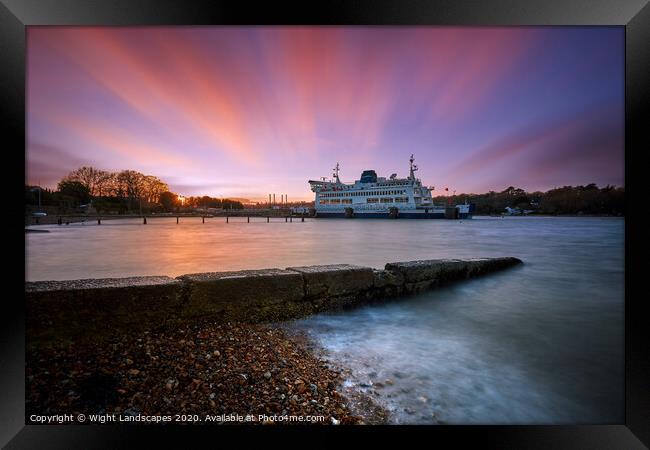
[359,170,378,183]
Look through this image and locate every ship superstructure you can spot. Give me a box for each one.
[308,155,473,219]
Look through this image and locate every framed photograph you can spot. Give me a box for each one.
[4,0,648,447]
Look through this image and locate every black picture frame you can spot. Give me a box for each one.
[3,0,648,447]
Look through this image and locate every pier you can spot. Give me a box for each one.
[27,212,310,226]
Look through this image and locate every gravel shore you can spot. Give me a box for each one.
[26,321,388,425]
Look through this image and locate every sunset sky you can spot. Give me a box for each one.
[27,26,624,201]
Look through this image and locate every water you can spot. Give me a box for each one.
[26,216,624,424]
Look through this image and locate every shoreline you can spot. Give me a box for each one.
[25,258,523,424]
[474,213,624,218]
[279,325,390,425]
[27,320,387,425]
[25,213,625,228]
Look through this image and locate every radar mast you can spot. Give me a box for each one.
[333,162,341,184]
[409,154,418,181]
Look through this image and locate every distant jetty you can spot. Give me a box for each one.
[26,257,522,345]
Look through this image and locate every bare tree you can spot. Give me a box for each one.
[62,167,106,197]
[94,170,114,197]
[115,170,146,209]
[142,175,169,206]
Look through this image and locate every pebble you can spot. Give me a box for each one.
[26,322,372,425]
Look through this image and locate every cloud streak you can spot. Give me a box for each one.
[27,27,624,199]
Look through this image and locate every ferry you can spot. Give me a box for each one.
[309,155,474,219]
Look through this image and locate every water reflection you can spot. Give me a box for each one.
[26,216,624,424]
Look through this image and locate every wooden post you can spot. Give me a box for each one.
[202,216,205,223]
[247,217,250,223]
[301,216,304,222]
[290,216,293,222]
[177,217,179,224]
[267,217,270,223]
[143,217,147,224]
[97,218,101,225]
[285,217,288,222]
[226,216,229,223]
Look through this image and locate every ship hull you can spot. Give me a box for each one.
[314,211,472,219]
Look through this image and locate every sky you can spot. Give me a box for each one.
[26,26,624,201]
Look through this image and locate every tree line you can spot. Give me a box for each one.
[25,167,243,214]
[167,195,244,211]
[434,184,625,215]
[26,169,623,216]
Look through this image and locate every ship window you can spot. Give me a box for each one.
[367,198,379,204]
[331,199,340,204]
[342,199,352,204]
[380,198,393,203]
[395,197,408,203]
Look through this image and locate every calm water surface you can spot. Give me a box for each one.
[26,216,624,424]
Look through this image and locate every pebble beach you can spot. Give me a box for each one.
[26,321,388,425]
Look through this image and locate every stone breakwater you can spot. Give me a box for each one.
[26,257,522,344]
